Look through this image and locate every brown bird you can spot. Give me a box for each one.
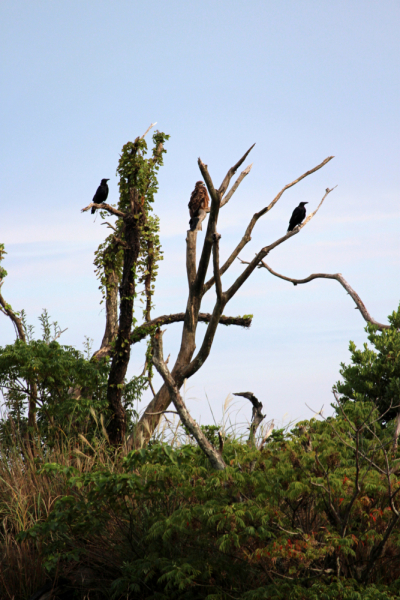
[188,181,210,231]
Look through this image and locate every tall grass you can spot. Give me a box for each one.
[0,426,118,599]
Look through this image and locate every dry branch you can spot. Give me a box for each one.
[212,233,223,302]
[221,163,253,208]
[141,122,157,139]
[92,311,253,360]
[259,421,275,450]
[218,144,255,197]
[263,156,334,216]
[81,203,125,218]
[203,163,335,295]
[257,261,390,331]
[131,152,334,448]
[233,391,266,445]
[226,186,335,302]
[152,329,227,470]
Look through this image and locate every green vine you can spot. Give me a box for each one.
[93,130,169,392]
[0,243,8,282]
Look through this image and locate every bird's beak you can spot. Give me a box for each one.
[304,202,309,204]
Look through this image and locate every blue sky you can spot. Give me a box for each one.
[1,1,399,429]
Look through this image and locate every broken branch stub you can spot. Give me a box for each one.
[234,392,266,446]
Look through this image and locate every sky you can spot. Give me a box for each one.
[1,1,399,432]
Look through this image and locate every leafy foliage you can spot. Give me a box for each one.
[337,304,400,422]
[0,243,7,281]
[0,336,146,448]
[0,339,109,446]
[19,398,400,599]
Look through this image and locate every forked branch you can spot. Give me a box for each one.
[218,143,255,197]
[152,329,227,470]
[221,163,253,208]
[194,145,256,295]
[263,156,334,217]
[203,163,335,295]
[226,186,334,302]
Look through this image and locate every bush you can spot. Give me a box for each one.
[18,399,400,599]
[337,304,400,423]
[0,338,147,449]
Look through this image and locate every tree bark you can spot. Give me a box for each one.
[100,245,119,349]
[106,199,142,445]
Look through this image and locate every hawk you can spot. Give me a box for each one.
[188,181,210,231]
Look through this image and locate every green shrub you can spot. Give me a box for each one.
[337,305,400,423]
[19,399,400,599]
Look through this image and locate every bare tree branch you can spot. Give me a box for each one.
[181,301,226,381]
[212,233,223,302]
[186,231,197,288]
[226,186,335,301]
[263,156,334,216]
[92,311,253,360]
[81,203,125,218]
[193,146,255,296]
[129,311,252,341]
[193,159,221,296]
[233,391,266,446]
[256,261,390,331]
[101,221,117,232]
[203,164,335,295]
[221,163,253,208]
[218,144,255,197]
[141,122,157,139]
[152,329,227,470]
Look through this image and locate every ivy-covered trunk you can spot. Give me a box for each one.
[106,208,142,444]
[90,130,168,446]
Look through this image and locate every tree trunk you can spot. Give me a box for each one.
[106,203,141,445]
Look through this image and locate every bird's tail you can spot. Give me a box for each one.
[91,206,96,215]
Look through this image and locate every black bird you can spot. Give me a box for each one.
[287,202,308,231]
[91,179,109,214]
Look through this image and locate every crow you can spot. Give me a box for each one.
[91,179,109,214]
[287,202,308,231]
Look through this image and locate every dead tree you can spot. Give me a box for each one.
[83,128,255,448]
[130,148,390,451]
[80,131,390,454]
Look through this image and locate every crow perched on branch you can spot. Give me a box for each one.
[91,179,109,214]
[287,201,308,231]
